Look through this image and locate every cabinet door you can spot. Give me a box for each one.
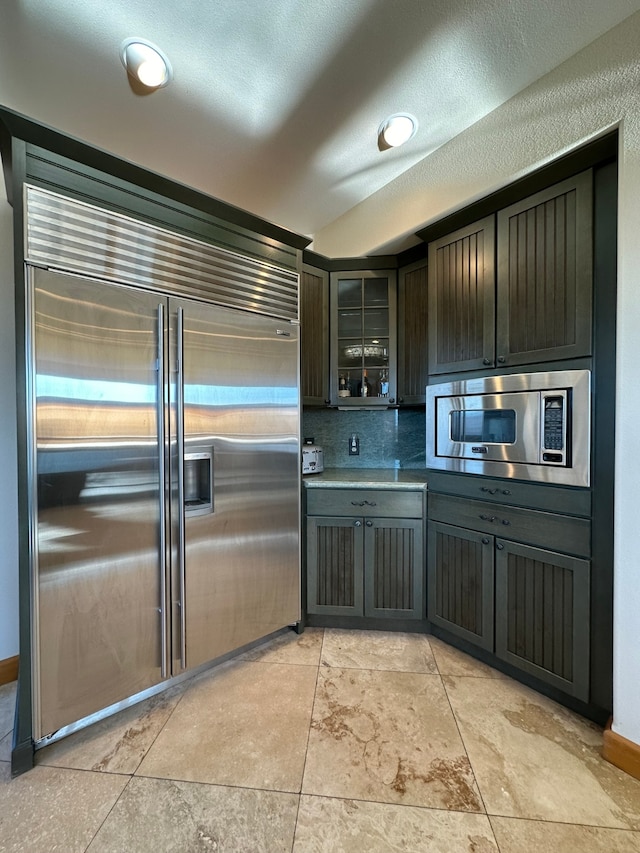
[330,270,397,406]
[307,516,364,616]
[427,520,494,650]
[495,539,590,701]
[300,265,329,406]
[397,259,428,405]
[428,216,496,375]
[364,517,424,620]
[496,171,593,366]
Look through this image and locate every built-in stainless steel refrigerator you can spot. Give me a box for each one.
[27,190,300,742]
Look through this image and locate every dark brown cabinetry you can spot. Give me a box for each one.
[300,264,329,406]
[329,270,397,406]
[427,476,591,702]
[300,257,428,407]
[428,216,496,374]
[397,259,429,404]
[428,171,593,375]
[306,487,425,621]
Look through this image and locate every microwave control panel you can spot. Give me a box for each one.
[541,392,567,464]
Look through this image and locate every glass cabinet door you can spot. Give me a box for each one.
[330,270,397,406]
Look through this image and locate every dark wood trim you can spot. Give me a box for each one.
[397,242,427,268]
[416,130,618,245]
[0,105,311,251]
[302,250,398,272]
[0,655,18,685]
[306,614,430,632]
[603,718,640,781]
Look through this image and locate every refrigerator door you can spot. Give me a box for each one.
[171,299,300,671]
[31,268,167,738]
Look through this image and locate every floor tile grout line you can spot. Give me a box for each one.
[486,814,506,853]
[423,631,504,821]
[81,773,137,853]
[291,788,506,818]
[438,670,493,820]
[127,684,192,779]
[289,627,327,852]
[485,812,640,833]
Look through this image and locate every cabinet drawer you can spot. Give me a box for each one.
[426,471,591,518]
[307,488,423,519]
[428,493,590,558]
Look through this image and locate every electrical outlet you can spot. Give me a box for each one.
[349,434,359,455]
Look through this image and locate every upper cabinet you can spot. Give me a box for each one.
[300,264,330,406]
[428,216,495,375]
[329,269,398,406]
[428,170,593,375]
[397,259,429,405]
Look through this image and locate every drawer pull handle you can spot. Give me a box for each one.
[480,514,496,522]
[501,519,511,526]
[354,520,362,527]
[363,501,377,507]
[351,500,366,506]
[480,487,499,495]
[502,489,511,495]
[365,520,373,527]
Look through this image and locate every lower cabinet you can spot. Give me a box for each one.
[427,521,494,650]
[306,488,425,621]
[427,485,591,702]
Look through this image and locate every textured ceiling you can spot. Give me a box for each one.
[1,0,639,253]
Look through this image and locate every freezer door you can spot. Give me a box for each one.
[31,268,167,738]
[171,299,300,671]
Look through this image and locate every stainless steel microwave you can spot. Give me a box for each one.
[426,369,591,487]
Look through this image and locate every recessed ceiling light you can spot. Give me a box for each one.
[378,113,418,150]
[120,38,172,89]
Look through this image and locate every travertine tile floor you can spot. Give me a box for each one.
[1,628,640,852]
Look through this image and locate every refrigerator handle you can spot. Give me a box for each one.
[177,306,187,670]
[157,304,168,679]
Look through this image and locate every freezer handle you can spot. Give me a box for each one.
[177,307,187,669]
[157,304,168,679]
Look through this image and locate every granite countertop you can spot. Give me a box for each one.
[303,468,428,490]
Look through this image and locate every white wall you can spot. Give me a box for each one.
[315,12,640,748]
[0,194,19,660]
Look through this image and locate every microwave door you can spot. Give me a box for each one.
[436,392,539,464]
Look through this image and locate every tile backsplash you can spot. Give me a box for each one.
[302,407,425,469]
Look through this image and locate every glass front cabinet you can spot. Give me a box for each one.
[329,269,397,406]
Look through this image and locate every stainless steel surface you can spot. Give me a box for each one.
[426,370,591,487]
[435,391,540,464]
[301,445,324,474]
[176,298,300,670]
[32,267,165,739]
[176,307,187,670]
[28,248,301,740]
[25,185,299,321]
[157,303,168,679]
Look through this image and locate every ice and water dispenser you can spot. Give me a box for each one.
[184,449,213,515]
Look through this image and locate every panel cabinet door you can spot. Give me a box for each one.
[364,517,424,620]
[397,259,428,405]
[307,516,364,616]
[300,265,329,406]
[495,539,590,701]
[428,216,496,375]
[496,170,593,366]
[427,520,494,650]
